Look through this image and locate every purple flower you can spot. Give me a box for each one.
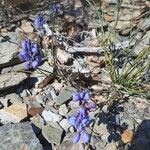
[68,116,77,126]
[85,102,96,109]
[81,130,90,143]
[73,132,80,144]
[52,3,60,14]
[72,90,92,102]
[19,49,30,61]
[68,89,96,144]
[19,38,42,69]
[34,15,45,28]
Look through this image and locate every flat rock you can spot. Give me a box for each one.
[42,122,64,145]
[0,122,43,150]
[0,72,27,91]
[0,32,20,68]
[0,103,27,123]
[59,118,71,131]
[56,86,75,105]
[42,110,62,122]
[59,104,69,116]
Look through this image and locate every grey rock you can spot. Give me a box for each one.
[0,72,27,92]
[36,94,47,104]
[56,86,75,105]
[0,32,21,68]
[59,104,69,116]
[59,118,71,131]
[68,100,80,109]
[0,122,43,150]
[42,122,64,145]
[42,110,62,122]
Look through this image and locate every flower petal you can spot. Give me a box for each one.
[83,90,92,100]
[81,130,90,143]
[72,132,80,144]
[68,116,76,126]
[86,102,96,109]
[72,92,80,101]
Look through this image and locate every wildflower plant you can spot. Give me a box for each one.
[20,38,42,70]
[68,90,96,144]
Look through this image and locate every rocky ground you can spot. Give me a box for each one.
[0,0,150,150]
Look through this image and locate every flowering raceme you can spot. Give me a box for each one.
[20,38,42,69]
[68,90,96,144]
[34,15,45,28]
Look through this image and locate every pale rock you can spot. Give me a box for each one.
[56,86,75,105]
[57,48,73,64]
[59,104,69,116]
[0,103,27,123]
[59,118,71,131]
[42,110,62,122]
[69,100,80,109]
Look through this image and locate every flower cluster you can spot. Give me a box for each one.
[34,15,46,28]
[52,3,60,14]
[20,38,42,69]
[68,90,96,144]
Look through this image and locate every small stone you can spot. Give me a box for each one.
[69,126,75,133]
[69,100,80,109]
[42,122,64,145]
[42,110,62,122]
[0,122,43,150]
[59,118,71,131]
[56,86,75,105]
[57,48,73,64]
[36,94,46,104]
[0,103,27,123]
[59,104,69,116]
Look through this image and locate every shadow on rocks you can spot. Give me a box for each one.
[129,119,150,150]
[97,100,129,143]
